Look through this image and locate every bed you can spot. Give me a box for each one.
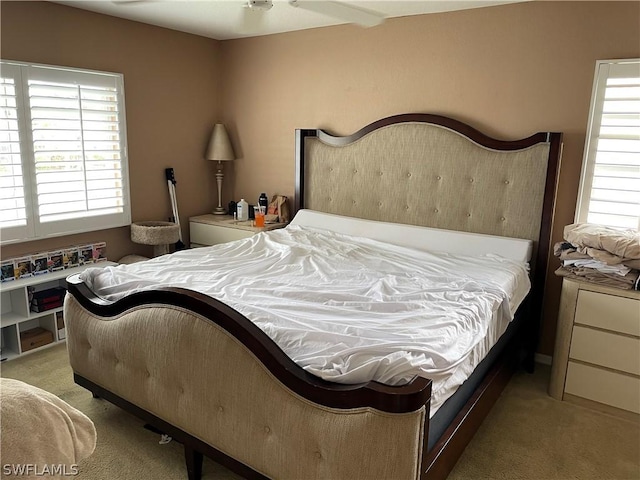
[64,113,562,480]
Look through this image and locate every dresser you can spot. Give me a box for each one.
[189,214,287,247]
[549,277,640,417]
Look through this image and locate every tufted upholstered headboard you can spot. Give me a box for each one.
[295,113,562,324]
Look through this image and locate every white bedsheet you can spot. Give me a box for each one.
[80,224,530,416]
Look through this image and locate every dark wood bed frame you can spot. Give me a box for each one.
[66,113,562,480]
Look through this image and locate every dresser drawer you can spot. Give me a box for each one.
[569,326,640,376]
[189,215,287,247]
[190,222,254,246]
[575,290,640,336]
[565,362,640,414]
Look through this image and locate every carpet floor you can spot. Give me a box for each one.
[1,343,638,479]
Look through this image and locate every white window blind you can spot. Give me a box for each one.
[0,66,27,229]
[576,59,640,230]
[0,61,130,244]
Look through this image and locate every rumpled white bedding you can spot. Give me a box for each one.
[80,225,530,415]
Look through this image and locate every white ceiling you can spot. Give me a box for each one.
[53,0,527,40]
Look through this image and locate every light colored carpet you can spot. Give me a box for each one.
[1,343,638,479]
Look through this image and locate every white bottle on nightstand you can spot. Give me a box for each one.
[237,198,249,221]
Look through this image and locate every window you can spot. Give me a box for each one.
[0,61,130,244]
[575,58,640,230]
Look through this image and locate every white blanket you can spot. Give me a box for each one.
[81,225,530,415]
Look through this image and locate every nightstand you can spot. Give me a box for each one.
[189,214,287,247]
[549,277,640,418]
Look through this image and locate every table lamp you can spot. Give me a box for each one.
[205,123,235,215]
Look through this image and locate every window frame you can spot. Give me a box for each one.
[0,60,131,245]
[575,58,640,231]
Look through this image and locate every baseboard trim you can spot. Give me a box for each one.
[535,353,552,366]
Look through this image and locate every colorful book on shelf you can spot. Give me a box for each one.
[30,287,66,311]
[32,294,64,305]
[31,295,64,306]
[30,300,63,312]
[31,287,66,302]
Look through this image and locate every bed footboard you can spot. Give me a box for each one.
[64,280,430,480]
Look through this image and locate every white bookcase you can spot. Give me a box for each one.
[0,262,115,361]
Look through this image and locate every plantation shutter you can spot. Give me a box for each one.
[576,59,640,230]
[0,61,130,243]
[0,64,33,242]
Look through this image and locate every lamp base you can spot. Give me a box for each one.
[212,206,227,215]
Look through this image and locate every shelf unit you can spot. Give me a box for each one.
[0,262,115,361]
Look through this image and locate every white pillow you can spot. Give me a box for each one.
[289,209,533,262]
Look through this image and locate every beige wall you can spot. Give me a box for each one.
[219,1,640,355]
[1,1,222,260]
[1,1,639,356]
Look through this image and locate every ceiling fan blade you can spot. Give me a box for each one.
[288,0,384,27]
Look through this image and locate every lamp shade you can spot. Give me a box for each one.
[205,123,235,161]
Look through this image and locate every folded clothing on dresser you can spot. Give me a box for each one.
[554,223,640,290]
[564,223,640,260]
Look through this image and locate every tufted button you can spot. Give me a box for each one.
[328,197,332,202]
[314,451,322,460]
[264,426,271,434]
[178,386,184,394]
[407,172,412,177]
[469,178,474,183]
[378,201,383,207]
[352,200,356,205]
[436,175,442,180]
[501,216,506,221]
[405,205,410,210]
[378,171,383,176]
[434,208,439,213]
[504,180,510,185]
[353,169,358,174]
[329,167,334,172]
[467,213,472,217]
[217,406,224,413]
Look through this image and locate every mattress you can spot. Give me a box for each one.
[80,211,531,416]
